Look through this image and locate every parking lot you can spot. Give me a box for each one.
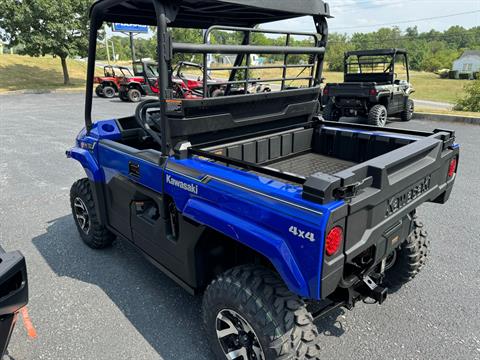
[1,92,479,360]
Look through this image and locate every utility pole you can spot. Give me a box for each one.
[104,24,111,64]
[129,32,136,61]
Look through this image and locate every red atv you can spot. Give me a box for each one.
[94,65,134,98]
[119,61,225,102]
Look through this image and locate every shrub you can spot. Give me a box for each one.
[454,80,480,112]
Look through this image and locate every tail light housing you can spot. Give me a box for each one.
[325,226,343,256]
[369,89,378,96]
[448,157,458,178]
[323,88,328,95]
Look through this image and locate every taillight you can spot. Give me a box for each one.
[448,157,458,178]
[325,226,343,256]
[323,88,329,95]
[369,89,378,96]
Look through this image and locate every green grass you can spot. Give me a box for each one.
[0,55,473,109]
[0,54,92,92]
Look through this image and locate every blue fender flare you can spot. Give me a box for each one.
[67,148,103,182]
[181,198,310,297]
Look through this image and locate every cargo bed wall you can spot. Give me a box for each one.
[201,125,417,178]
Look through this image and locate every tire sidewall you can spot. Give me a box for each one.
[369,104,387,127]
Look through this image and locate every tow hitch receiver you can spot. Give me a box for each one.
[362,275,388,304]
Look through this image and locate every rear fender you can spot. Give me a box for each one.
[182,198,309,297]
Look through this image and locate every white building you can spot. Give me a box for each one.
[452,50,480,78]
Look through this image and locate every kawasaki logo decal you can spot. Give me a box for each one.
[385,176,431,217]
[166,174,199,195]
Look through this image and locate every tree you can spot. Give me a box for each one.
[0,0,91,85]
[325,33,353,71]
[454,80,480,112]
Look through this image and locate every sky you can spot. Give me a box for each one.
[264,0,480,35]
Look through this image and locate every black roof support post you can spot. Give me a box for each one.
[85,7,102,133]
[153,0,173,156]
[314,15,328,87]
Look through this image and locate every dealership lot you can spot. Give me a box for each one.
[0,93,479,359]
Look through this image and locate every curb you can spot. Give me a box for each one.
[0,88,84,96]
[414,112,480,125]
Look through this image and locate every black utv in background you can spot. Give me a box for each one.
[322,49,415,126]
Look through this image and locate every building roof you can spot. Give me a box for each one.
[459,50,480,58]
[91,0,331,28]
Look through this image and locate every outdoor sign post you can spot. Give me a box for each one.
[112,23,149,62]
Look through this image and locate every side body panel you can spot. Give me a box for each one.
[67,121,343,299]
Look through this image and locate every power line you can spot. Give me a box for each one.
[331,10,480,31]
[328,31,480,44]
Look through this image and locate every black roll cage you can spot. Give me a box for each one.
[343,48,410,83]
[85,0,330,156]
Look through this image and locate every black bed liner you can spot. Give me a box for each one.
[269,153,355,177]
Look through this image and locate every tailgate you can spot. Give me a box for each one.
[325,82,374,97]
[336,130,459,261]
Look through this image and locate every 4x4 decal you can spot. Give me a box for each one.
[289,226,316,242]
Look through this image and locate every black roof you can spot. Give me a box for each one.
[91,0,331,28]
[345,49,407,57]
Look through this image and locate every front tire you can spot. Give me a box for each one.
[128,88,142,103]
[384,216,429,290]
[70,178,115,249]
[368,104,388,127]
[400,99,414,122]
[203,265,321,360]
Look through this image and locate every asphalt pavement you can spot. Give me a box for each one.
[0,93,479,360]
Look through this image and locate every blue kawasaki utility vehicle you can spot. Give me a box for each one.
[68,1,459,359]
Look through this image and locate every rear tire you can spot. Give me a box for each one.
[103,86,116,98]
[384,216,429,290]
[203,265,321,360]
[128,88,142,103]
[323,100,341,121]
[400,99,414,122]
[95,85,105,98]
[70,178,115,249]
[368,104,388,127]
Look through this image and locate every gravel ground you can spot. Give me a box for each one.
[0,93,479,360]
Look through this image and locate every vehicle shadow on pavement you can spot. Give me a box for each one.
[32,215,213,359]
[32,215,350,358]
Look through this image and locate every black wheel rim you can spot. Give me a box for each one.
[216,309,264,360]
[379,109,387,126]
[73,197,90,234]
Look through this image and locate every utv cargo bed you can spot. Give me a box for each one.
[269,153,356,177]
